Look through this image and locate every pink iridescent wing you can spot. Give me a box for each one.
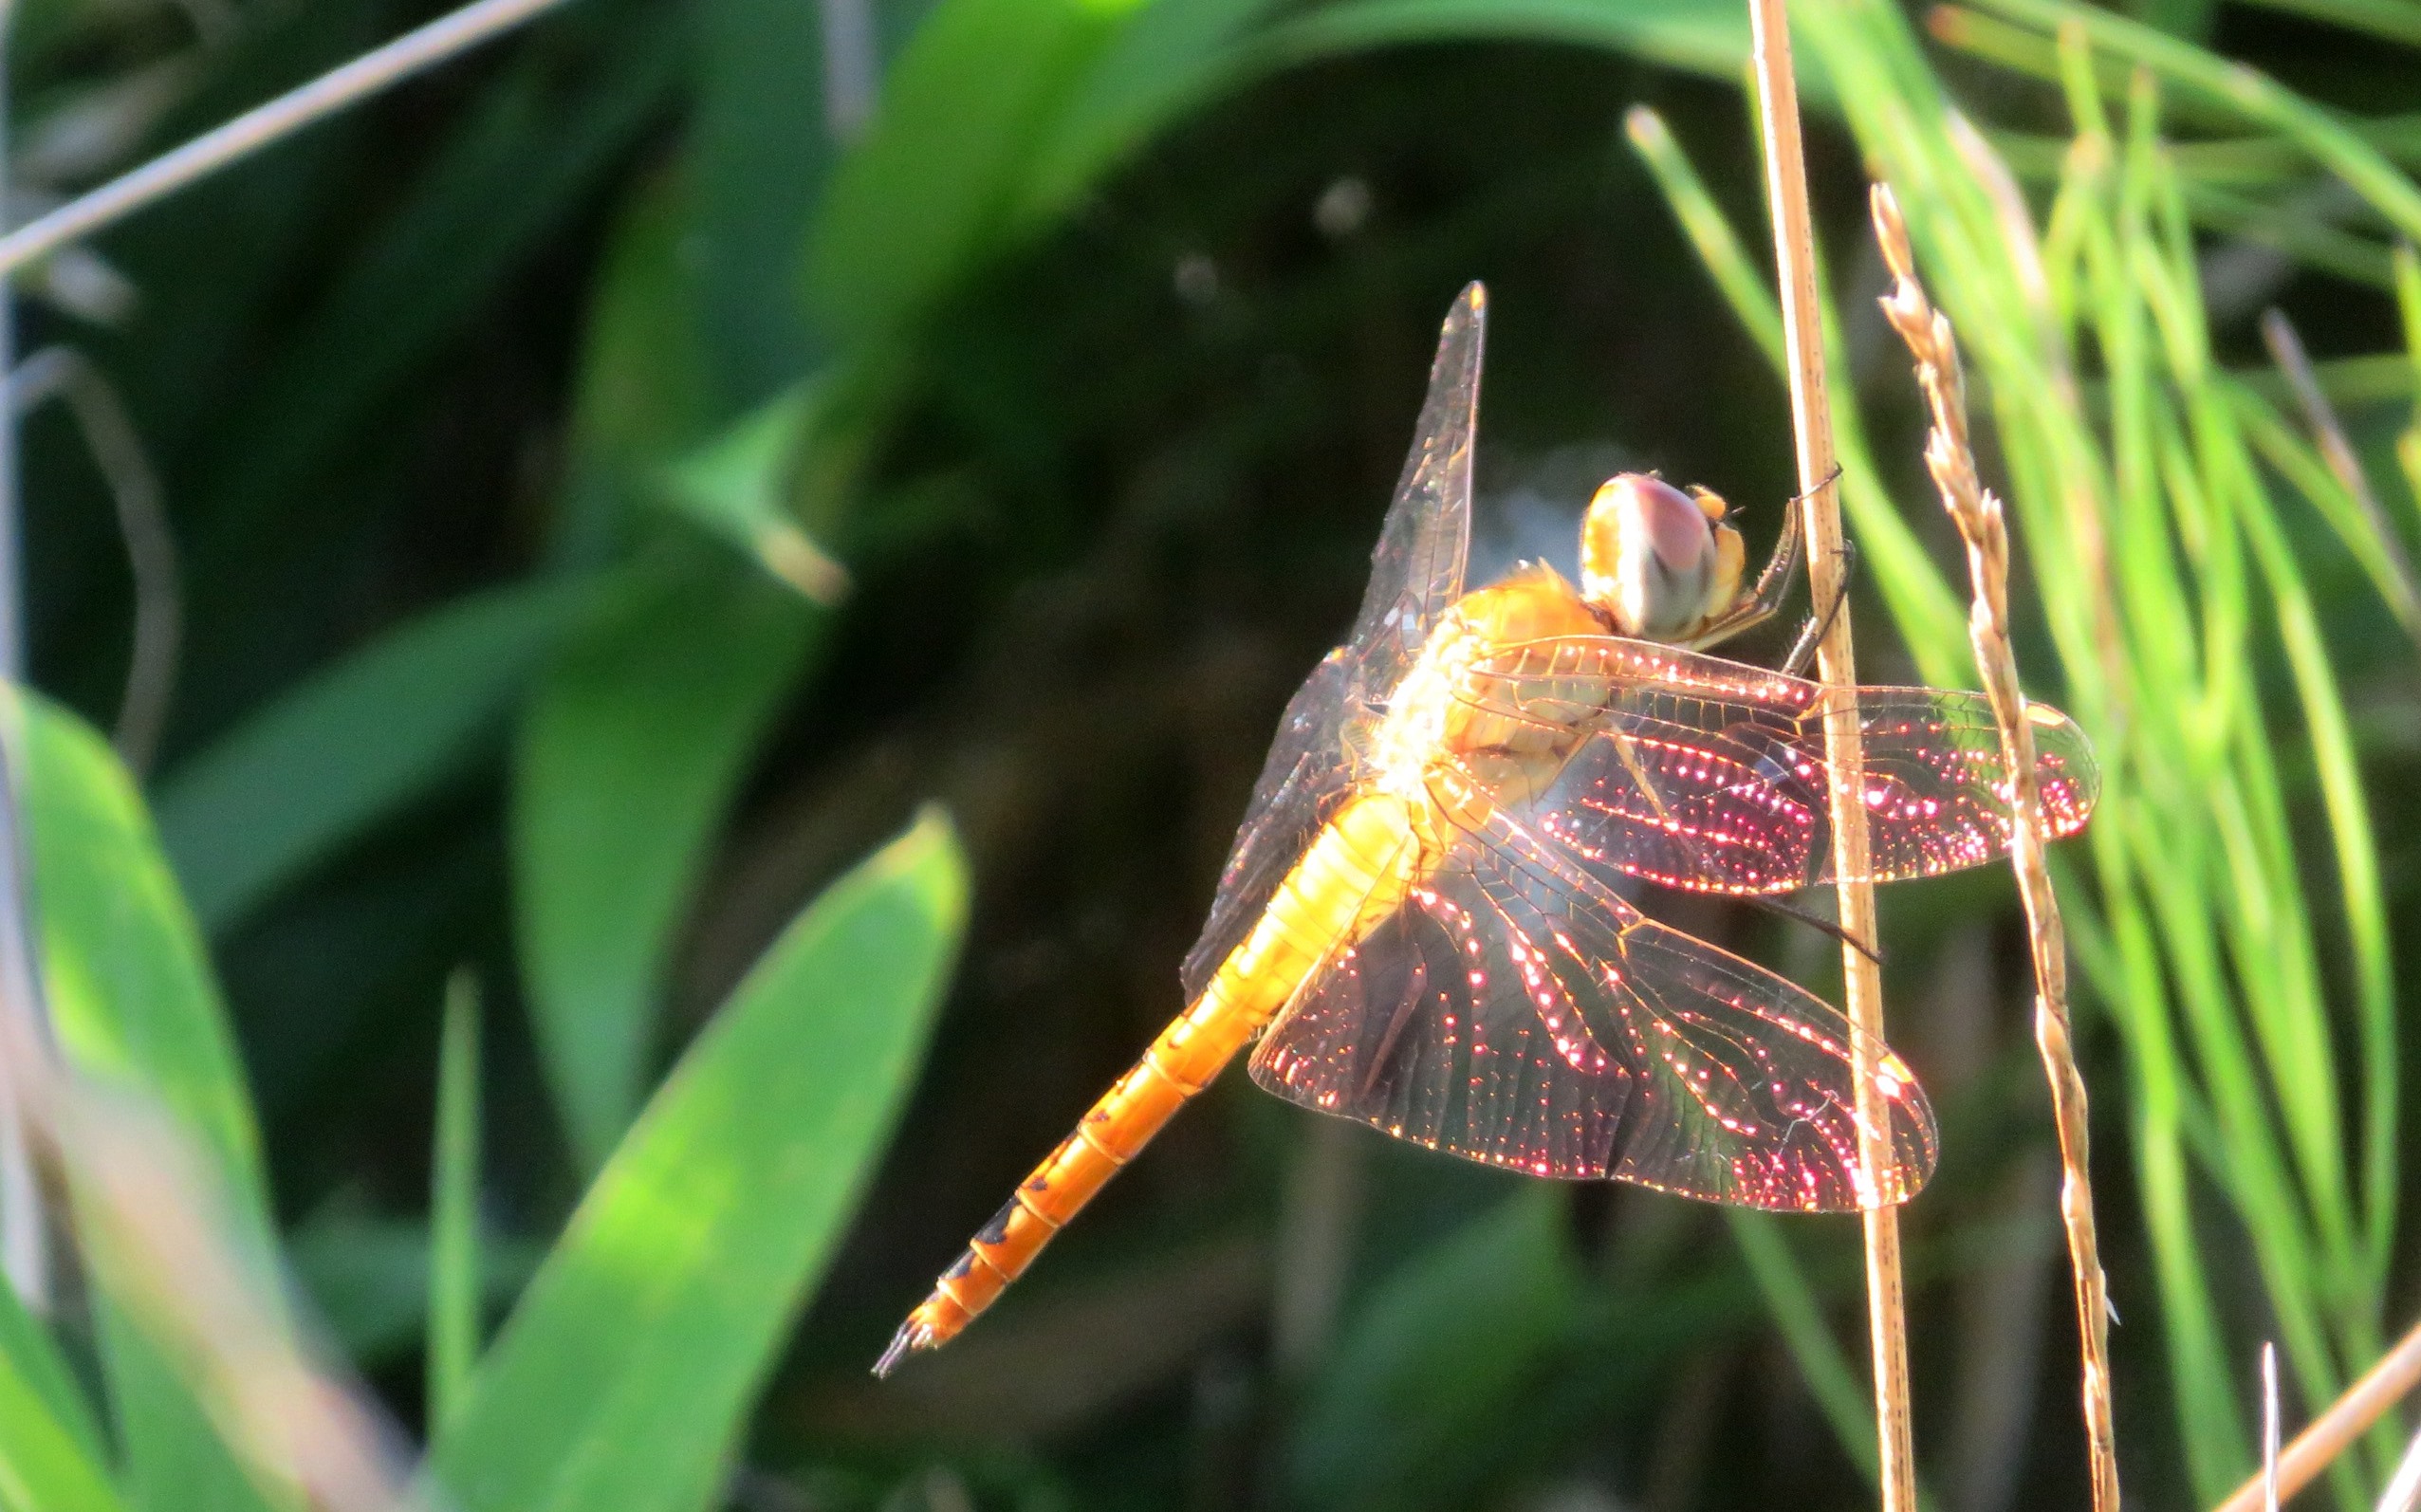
[1452,636,2099,895]
[1247,810,1937,1208]
[1182,286,1486,1001]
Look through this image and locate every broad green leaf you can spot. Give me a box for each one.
[154,577,595,933]
[692,0,835,403]
[804,0,1148,346]
[434,811,969,1512]
[564,174,721,510]
[0,1275,121,1512]
[1252,0,1763,87]
[512,558,819,1170]
[19,695,277,1512]
[26,696,269,1229]
[1290,1188,1582,1512]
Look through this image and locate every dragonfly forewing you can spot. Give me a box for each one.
[1184,285,1487,1000]
[1453,636,2098,894]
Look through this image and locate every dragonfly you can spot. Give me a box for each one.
[876,284,2098,1376]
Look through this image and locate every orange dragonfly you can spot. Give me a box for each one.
[876,284,2098,1376]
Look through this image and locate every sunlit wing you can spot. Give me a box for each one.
[1182,286,1487,1000]
[1247,805,1937,1209]
[1342,282,1484,700]
[1181,650,1358,1001]
[1453,636,2100,895]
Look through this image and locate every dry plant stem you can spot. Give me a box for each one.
[2264,1343,2282,1512]
[2215,1315,2421,1512]
[9,348,178,776]
[0,0,46,1316]
[0,0,581,280]
[1746,6,1915,1509]
[1871,183,2121,1512]
[2258,308,2420,613]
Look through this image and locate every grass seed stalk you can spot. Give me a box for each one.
[1872,179,2121,1512]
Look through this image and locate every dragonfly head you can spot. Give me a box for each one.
[1579,473,1747,642]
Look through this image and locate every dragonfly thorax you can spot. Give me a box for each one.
[1371,564,1614,821]
[1579,472,1747,643]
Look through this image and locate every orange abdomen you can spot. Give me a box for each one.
[876,792,1423,1374]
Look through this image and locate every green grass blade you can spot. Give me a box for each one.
[1969,0,2421,243]
[804,0,1147,348]
[23,695,270,1238]
[2225,0,2421,46]
[429,968,483,1433]
[2395,244,2421,510]
[287,1212,543,1370]
[0,1318,125,1512]
[512,561,817,1170]
[154,577,595,933]
[1726,1211,1888,1496]
[1621,104,1969,677]
[433,810,968,1512]
[691,0,835,403]
[1288,1188,1583,1512]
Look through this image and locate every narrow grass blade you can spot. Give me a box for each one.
[512,562,816,1171]
[427,969,482,1432]
[155,577,595,933]
[17,693,280,1512]
[1727,1211,1887,1493]
[1289,1188,1583,1512]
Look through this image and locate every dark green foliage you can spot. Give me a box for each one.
[4,0,2419,1509]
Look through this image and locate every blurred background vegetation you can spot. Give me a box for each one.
[5,0,2421,1509]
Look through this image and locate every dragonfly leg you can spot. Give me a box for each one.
[1743,891,1882,966]
[1678,464,1837,655]
[1781,534,1857,679]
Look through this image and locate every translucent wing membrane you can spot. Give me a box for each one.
[1342,282,1483,700]
[1181,652,1358,1002]
[1183,287,1486,999]
[1456,637,2099,894]
[1249,813,1937,1209]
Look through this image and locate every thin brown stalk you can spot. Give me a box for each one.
[0,0,580,280]
[9,348,179,775]
[2215,1314,2421,1512]
[2257,307,2421,628]
[1746,7,1916,1509]
[2264,1343,2282,1512]
[1872,181,2121,1512]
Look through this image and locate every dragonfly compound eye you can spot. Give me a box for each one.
[1580,472,1736,641]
